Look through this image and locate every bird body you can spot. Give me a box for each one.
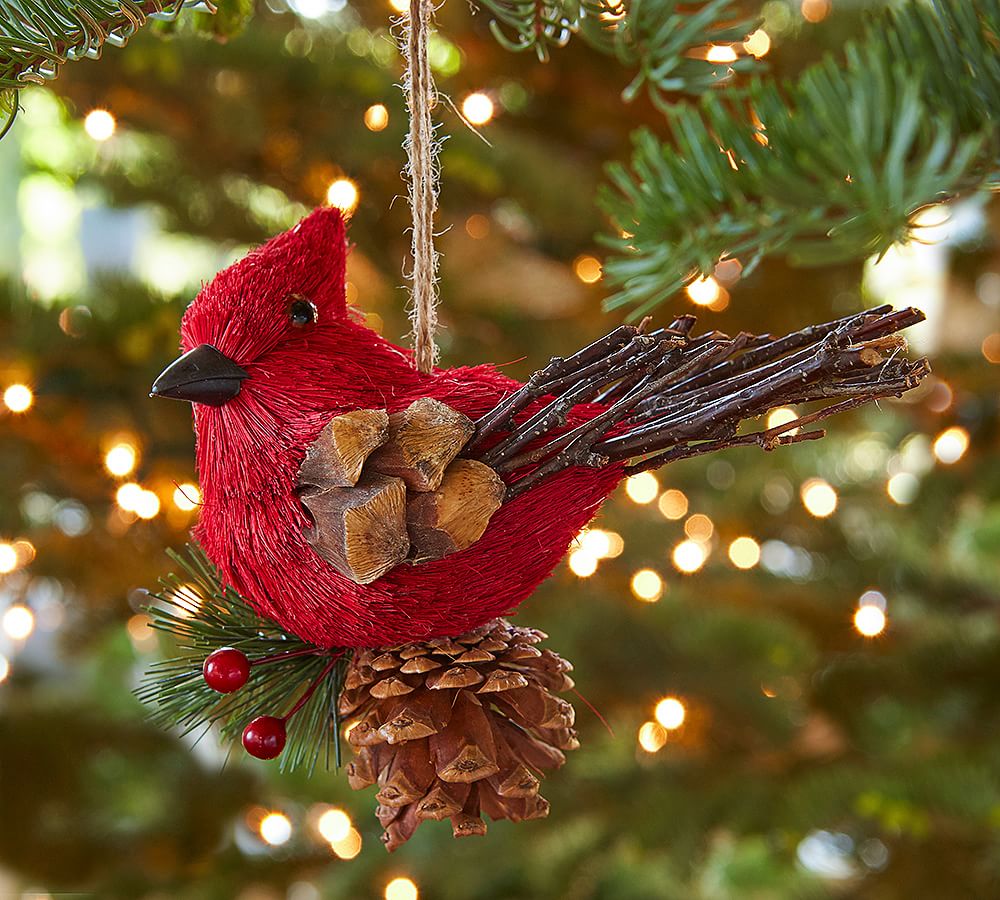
[170,208,620,648]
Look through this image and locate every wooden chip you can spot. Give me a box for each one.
[367,398,475,492]
[301,474,409,584]
[298,409,389,488]
[407,459,505,562]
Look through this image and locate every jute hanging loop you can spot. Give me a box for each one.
[403,0,440,374]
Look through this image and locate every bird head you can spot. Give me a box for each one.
[150,207,372,499]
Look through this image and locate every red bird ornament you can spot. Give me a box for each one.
[152,207,929,651]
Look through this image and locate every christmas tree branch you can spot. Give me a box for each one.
[601,0,1000,317]
[476,0,757,102]
[0,0,213,134]
[473,307,929,498]
[136,544,349,774]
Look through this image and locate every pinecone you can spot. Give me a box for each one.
[339,619,578,851]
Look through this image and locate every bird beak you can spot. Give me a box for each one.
[150,344,249,407]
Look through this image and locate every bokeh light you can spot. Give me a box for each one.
[0,543,17,574]
[573,255,602,284]
[364,104,389,132]
[326,178,360,214]
[654,696,686,729]
[705,44,738,63]
[462,92,495,126]
[173,483,201,511]
[743,29,771,57]
[886,472,919,505]
[134,490,161,520]
[385,877,419,900]
[685,276,721,306]
[568,549,598,577]
[630,569,663,602]
[800,478,838,518]
[318,808,352,843]
[84,109,117,141]
[331,827,363,859]
[684,513,714,542]
[672,539,707,573]
[104,442,137,477]
[932,426,969,465]
[766,406,799,434]
[0,654,8,684]
[3,384,33,413]
[625,472,659,504]
[728,536,760,569]
[800,0,831,23]
[658,489,688,520]
[637,721,667,753]
[2,605,35,641]
[854,604,887,637]
[259,812,293,846]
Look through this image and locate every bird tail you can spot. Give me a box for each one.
[463,306,930,500]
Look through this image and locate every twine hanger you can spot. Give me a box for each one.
[402,0,440,374]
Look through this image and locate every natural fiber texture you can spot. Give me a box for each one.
[339,619,577,850]
[402,0,440,374]
[183,207,621,648]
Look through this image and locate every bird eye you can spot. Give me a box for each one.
[288,296,318,327]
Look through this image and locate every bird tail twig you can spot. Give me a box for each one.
[468,307,930,500]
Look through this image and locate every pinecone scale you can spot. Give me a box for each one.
[340,619,578,850]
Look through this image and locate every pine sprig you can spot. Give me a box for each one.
[136,544,349,774]
[600,0,1000,317]
[477,0,757,102]
[0,0,213,134]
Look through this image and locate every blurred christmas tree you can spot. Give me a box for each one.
[1,0,999,898]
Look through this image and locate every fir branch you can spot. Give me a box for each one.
[476,0,757,102]
[136,544,349,774]
[0,0,212,134]
[601,0,1000,317]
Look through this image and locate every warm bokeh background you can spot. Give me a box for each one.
[2,1,999,897]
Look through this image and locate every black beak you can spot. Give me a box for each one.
[150,344,249,407]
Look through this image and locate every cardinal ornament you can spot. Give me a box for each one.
[146,206,928,848]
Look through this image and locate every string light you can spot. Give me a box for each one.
[364,104,389,132]
[800,0,831,23]
[630,569,663,602]
[728,536,760,569]
[625,472,659,504]
[705,44,738,63]
[685,276,721,306]
[84,109,117,141]
[800,478,838,518]
[743,29,771,57]
[318,808,353,843]
[327,178,360,214]
[568,548,598,577]
[658,488,688,520]
[173,483,201,511]
[116,482,144,512]
[2,605,35,641]
[331,827,363,858]
[0,543,17,574]
[573,255,602,284]
[637,721,667,753]
[886,472,919,505]
[932,426,969,465]
[461,92,495,126]
[3,384,33,413]
[104,442,137,477]
[134,490,161,520]
[654,696,686,729]
[385,877,419,900]
[259,812,293,846]
[766,406,799,434]
[684,513,714,542]
[854,605,886,636]
[672,539,707,574]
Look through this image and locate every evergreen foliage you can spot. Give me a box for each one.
[602,0,1000,316]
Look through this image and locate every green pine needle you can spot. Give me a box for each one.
[601,0,1000,317]
[136,543,350,775]
[478,0,757,101]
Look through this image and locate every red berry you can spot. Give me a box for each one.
[242,716,287,760]
[203,647,251,693]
